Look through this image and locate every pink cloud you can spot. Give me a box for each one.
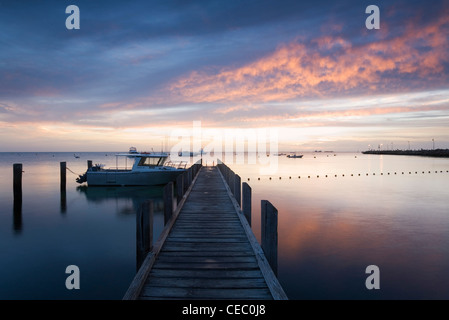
[168,13,449,105]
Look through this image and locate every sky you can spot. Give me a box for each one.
[1,0,449,152]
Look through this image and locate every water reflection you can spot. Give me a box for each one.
[13,197,22,233]
[76,185,164,214]
[227,153,449,299]
[60,190,67,214]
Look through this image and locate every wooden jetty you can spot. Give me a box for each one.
[124,164,287,300]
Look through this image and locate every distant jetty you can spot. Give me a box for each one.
[362,149,449,158]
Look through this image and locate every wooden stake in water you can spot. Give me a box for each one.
[13,163,23,202]
[60,162,66,191]
[242,182,252,226]
[164,182,174,225]
[136,200,153,269]
[234,174,241,207]
[13,163,23,231]
[261,200,278,276]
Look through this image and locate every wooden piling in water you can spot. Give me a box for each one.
[234,174,241,207]
[60,190,67,214]
[261,200,278,276]
[229,170,235,196]
[13,163,23,202]
[60,162,66,191]
[136,200,153,269]
[13,163,23,231]
[182,172,189,193]
[163,182,174,225]
[176,173,184,204]
[242,182,252,226]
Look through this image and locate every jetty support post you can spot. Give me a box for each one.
[261,200,278,276]
[176,173,184,203]
[183,171,189,193]
[242,182,251,226]
[229,170,235,196]
[188,166,193,186]
[13,163,23,202]
[13,164,23,231]
[136,200,153,269]
[234,174,241,207]
[60,161,66,191]
[163,182,174,225]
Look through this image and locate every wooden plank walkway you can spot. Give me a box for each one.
[124,166,287,300]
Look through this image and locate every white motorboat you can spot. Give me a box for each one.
[76,149,187,186]
[287,154,303,158]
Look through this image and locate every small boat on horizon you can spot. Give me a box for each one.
[287,154,303,158]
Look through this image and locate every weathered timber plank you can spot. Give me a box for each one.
[161,242,253,251]
[139,287,272,299]
[157,251,254,257]
[155,256,257,263]
[149,269,265,279]
[145,277,268,289]
[162,237,248,243]
[151,262,259,270]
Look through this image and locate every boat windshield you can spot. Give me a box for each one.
[137,156,166,167]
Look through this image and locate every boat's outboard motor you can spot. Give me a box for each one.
[76,172,87,184]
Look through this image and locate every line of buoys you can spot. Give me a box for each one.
[249,169,448,181]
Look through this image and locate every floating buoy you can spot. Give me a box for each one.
[279,177,281,179]
[317,175,319,178]
[258,178,260,180]
[289,176,291,179]
[269,177,272,180]
[325,175,328,177]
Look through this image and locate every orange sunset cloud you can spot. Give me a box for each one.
[169,13,449,105]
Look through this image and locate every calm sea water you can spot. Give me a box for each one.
[0,152,448,299]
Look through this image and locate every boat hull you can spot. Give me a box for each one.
[86,169,184,186]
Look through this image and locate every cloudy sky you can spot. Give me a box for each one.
[1,0,448,151]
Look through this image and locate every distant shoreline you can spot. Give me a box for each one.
[362,149,449,158]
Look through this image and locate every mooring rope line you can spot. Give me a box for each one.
[245,169,449,181]
[66,166,83,176]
